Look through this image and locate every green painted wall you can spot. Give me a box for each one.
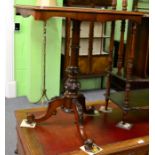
[14,0,63,102]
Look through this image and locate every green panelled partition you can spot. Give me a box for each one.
[14,0,63,102]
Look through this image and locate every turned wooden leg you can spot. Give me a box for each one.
[122,110,128,124]
[105,100,109,110]
[105,21,115,111]
[105,73,112,110]
[27,96,65,123]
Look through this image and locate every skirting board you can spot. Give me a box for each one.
[5,80,16,98]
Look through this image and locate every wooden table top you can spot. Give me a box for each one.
[15,5,148,22]
[15,101,148,155]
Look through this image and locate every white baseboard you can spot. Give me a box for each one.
[5,81,16,98]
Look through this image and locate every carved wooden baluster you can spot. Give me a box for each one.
[112,0,117,9]
[64,18,71,78]
[117,0,127,76]
[88,4,95,74]
[122,0,127,11]
[64,20,81,98]
[64,19,94,144]
[88,21,94,74]
[105,0,117,110]
[123,22,137,122]
[63,19,81,111]
[64,1,73,78]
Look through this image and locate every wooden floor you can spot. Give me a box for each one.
[15,101,149,155]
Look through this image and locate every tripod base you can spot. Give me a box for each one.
[26,94,95,144]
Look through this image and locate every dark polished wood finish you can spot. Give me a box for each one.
[15,4,148,146]
[15,5,146,22]
[15,102,148,155]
